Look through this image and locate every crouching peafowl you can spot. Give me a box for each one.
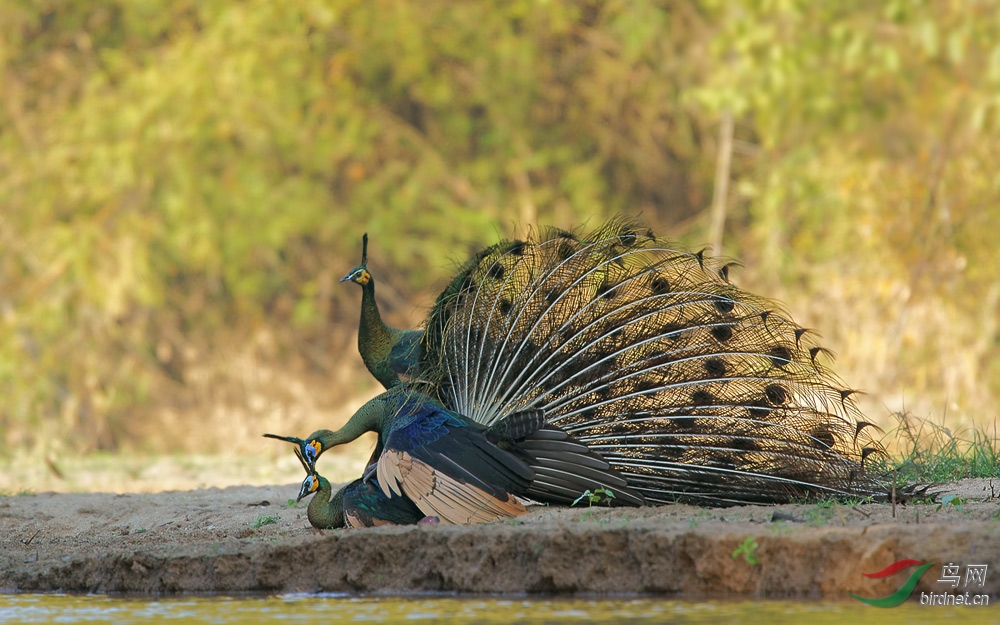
[293,447,425,529]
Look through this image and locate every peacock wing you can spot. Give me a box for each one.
[375,404,533,524]
[343,478,424,527]
[377,450,526,524]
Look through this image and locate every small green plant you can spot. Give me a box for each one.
[935,494,967,512]
[250,515,280,529]
[732,536,760,566]
[572,488,615,507]
[286,499,297,508]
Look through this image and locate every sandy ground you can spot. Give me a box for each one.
[1,476,997,598]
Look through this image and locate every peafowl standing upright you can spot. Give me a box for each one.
[340,233,424,389]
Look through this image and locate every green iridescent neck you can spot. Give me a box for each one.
[319,388,407,453]
[306,476,345,530]
[358,278,405,389]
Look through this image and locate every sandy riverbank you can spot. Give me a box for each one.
[1,478,997,598]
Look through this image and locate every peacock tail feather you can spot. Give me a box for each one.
[418,218,884,505]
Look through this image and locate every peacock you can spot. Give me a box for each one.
[277,218,887,516]
[267,383,644,523]
[292,447,425,528]
[340,233,424,389]
[415,218,886,505]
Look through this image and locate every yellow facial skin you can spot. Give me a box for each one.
[297,475,319,502]
[307,440,323,459]
[339,266,370,285]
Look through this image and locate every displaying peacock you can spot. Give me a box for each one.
[340,233,424,389]
[416,219,885,505]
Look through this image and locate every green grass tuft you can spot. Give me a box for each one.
[250,515,280,529]
[887,411,1000,483]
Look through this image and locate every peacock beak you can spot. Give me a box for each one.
[296,476,314,503]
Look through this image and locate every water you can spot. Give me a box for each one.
[0,594,993,624]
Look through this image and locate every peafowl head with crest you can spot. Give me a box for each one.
[339,233,371,286]
[263,431,328,472]
[294,446,325,503]
[290,444,320,502]
[297,472,321,503]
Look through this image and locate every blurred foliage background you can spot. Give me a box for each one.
[2,0,998,461]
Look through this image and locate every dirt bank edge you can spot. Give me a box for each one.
[2,482,997,598]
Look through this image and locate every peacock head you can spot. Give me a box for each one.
[340,266,371,286]
[263,431,326,472]
[340,233,371,286]
[297,472,321,503]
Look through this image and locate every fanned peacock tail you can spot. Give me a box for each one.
[419,218,884,505]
